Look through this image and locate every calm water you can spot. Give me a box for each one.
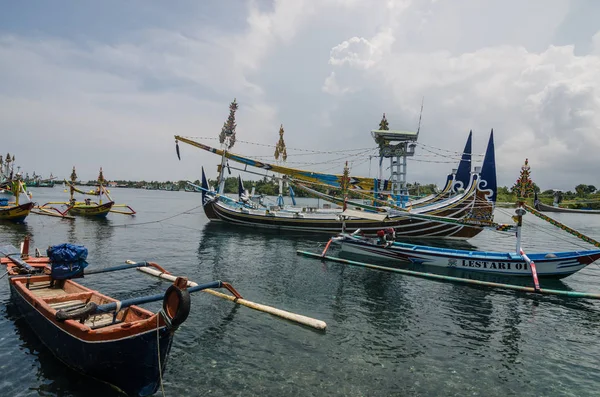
[1,188,599,396]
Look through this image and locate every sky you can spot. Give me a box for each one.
[1,0,599,191]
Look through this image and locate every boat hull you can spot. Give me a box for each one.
[68,201,114,217]
[535,202,600,214]
[0,202,34,222]
[202,174,494,239]
[9,280,174,397]
[339,236,600,278]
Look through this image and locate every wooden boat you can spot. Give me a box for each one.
[335,232,600,278]
[37,167,134,219]
[0,201,34,222]
[1,237,329,395]
[330,160,600,279]
[67,200,114,217]
[0,243,237,396]
[0,178,34,222]
[534,200,600,214]
[192,131,497,238]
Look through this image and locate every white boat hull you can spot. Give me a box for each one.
[339,237,600,278]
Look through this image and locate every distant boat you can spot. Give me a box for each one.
[534,201,600,214]
[0,201,34,222]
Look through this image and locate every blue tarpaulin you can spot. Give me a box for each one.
[47,243,89,279]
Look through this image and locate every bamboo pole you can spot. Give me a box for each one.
[297,250,600,300]
[30,208,75,219]
[137,266,327,330]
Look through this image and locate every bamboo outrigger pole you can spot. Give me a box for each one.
[133,264,326,330]
[297,250,600,300]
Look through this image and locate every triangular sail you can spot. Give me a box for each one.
[480,130,497,203]
[453,130,472,192]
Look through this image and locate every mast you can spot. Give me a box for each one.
[340,161,351,232]
[217,99,238,194]
[70,166,77,203]
[98,167,105,204]
[274,124,287,207]
[512,158,534,254]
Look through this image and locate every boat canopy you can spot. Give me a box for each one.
[341,209,389,221]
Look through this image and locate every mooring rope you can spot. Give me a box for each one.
[156,312,166,397]
[108,204,205,228]
[524,204,600,248]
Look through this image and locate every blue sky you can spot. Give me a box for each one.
[1,0,599,190]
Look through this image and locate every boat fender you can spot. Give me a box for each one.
[56,302,98,322]
[162,278,191,328]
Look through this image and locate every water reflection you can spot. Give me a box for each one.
[2,301,117,396]
[0,222,34,248]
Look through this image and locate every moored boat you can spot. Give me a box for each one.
[67,200,114,217]
[328,159,600,279]
[180,122,497,238]
[0,177,34,222]
[0,243,241,396]
[335,232,600,278]
[37,167,134,219]
[0,201,35,222]
[534,201,600,214]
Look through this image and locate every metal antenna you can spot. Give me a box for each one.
[416,97,424,134]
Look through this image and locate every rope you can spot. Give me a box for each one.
[524,204,600,248]
[108,204,204,228]
[0,270,9,280]
[157,312,166,397]
[416,141,486,158]
[180,136,376,154]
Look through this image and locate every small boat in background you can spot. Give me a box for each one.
[534,191,600,214]
[0,177,34,222]
[36,167,135,219]
[534,201,600,214]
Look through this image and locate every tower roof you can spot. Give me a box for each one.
[371,129,418,142]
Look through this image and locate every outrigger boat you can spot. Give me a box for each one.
[174,100,497,238]
[180,130,498,238]
[333,230,600,278]
[298,160,600,300]
[534,192,600,214]
[321,159,600,279]
[0,176,34,222]
[1,239,326,396]
[36,167,135,219]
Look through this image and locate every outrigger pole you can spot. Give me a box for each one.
[297,251,600,301]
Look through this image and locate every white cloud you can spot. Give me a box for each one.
[1,0,599,191]
[322,72,355,95]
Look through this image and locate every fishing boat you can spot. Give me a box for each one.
[333,232,600,278]
[534,191,600,214]
[534,201,600,214]
[36,167,135,218]
[182,130,497,238]
[1,238,327,395]
[325,159,600,279]
[174,100,496,238]
[0,242,241,396]
[0,177,34,222]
